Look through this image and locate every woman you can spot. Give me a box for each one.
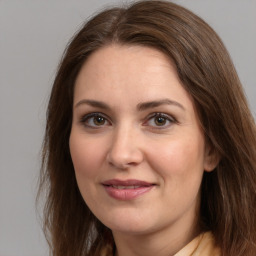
[39,1,256,255]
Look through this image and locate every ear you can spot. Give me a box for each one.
[204,144,220,172]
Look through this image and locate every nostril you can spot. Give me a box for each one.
[107,160,131,170]
[106,146,144,169]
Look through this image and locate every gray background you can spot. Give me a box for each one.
[0,0,255,255]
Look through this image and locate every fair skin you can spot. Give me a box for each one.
[69,44,216,256]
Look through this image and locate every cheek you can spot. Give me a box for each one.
[69,132,106,208]
[148,135,205,182]
[149,137,206,213]
[69,132,104,179]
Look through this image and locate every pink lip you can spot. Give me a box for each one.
[102,179,155,201]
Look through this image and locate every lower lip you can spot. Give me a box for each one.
[103,185,154,200]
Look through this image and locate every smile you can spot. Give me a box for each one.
[111,185,142,189]
[102,179,155,200]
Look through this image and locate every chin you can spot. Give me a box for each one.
[99,210,158,235]
[109,223,152,236]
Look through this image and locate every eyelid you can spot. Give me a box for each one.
[79,112,112,127]
[143,112,177,128]
[147,112,175,120]
[78,111,177,129]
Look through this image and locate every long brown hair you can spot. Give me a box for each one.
[38,1,256,255]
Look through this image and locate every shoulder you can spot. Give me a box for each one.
[175,232,221,256]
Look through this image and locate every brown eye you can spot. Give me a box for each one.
[93,116,106,126]
[80,113,110,128]
[143,112,175,129]
[154,116,167,126]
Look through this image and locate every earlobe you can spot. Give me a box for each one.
[204,145,220,172]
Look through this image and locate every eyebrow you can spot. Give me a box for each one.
[75,99,111,110]
[74,98,185,111]
[137,98,185,111]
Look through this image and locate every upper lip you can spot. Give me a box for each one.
[102,179,155,186]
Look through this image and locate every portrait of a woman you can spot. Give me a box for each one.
[38,1,256,255]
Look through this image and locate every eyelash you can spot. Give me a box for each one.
[79,112,177,129]
[143,113,176,129]
[80,112,111,128]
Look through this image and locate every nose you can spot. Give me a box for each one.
[107,126,144,169]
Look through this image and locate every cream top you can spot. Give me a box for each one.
[174,232,221,256]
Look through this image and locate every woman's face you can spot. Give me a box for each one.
[69,45,214,238]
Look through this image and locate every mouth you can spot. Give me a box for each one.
[109,185,145,189]
[102,179,156,200]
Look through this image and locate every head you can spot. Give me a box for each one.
[40,1,256,255]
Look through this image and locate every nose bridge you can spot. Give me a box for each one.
[107,122,143,168]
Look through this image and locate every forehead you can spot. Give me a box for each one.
[77,44,174,79]
[74,44,194,110]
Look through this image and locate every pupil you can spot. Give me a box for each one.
[155,116,166,126]
[94,116,105,125]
